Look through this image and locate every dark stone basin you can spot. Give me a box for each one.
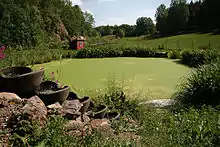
[36,81,70,106]
[0,66,44,97]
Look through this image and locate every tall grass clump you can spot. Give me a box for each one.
[138,106,220,146]
[93,77,141,120]
[174,60,220,106]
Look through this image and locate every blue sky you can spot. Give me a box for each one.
[71,0,193,26]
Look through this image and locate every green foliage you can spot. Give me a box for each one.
[75,45,166,58]
[167,0,190,34]
[9,115,138,147]
[168,50,181,59]
[0,48,76,69]
[136,17,156,36]
[155,4,168,36]
[180,49,220,67]
[115,29,125,38]
[175,61,220,106]
[0,0,95,47]
[139,106,220,146]
[94,78,141,120]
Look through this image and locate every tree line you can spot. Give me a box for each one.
[0,0,219,47]
[95,0,220,37]
[0,0,96,47]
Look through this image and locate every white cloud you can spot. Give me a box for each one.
[71,0,116,5]
[71,0,83,6]
[83,9,94,15]
[139,9,157,23]
[96,17,127,26]
[98,0,116,3]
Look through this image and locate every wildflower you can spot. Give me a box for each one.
[0,45,6,51]
[0,52,5,59]
[0,45,6,59]
[50,72,55,80]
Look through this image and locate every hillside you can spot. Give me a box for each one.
[112,33,220,49]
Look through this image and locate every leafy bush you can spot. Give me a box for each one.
[181,49,220,67]
[75,45,165,59]
[93,78,141,120]
[174,61,220,106]
[168,50,181,59]
[0,48,76,69]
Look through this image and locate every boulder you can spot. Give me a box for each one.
[47,102,62,109]
[65,119,91,137]
[90,119,113,134]
[62,100,82,114]
[76,114,90,123]
[22,96,47,125]
[139,99,175,108]
[0,92,22,104]
[65,120,84,130]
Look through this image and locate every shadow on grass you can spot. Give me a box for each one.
[172,59,192,68]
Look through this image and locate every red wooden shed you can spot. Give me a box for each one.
[69,36,86,50]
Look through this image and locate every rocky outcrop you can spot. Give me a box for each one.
[0,92,22,103]
[22,96,47,125]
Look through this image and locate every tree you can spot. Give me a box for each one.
[155,4,168,35]
[91,29,100,37]
[103,25,113,36]
[83,11,95,36]
[136,17,155,36]
[0,0,90,47]
[119,24,135,37]
[167,0,190,34]
[199,0,220,31]
[187,1,202,31]
[115,29,125,38]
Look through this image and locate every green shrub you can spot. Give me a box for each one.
[9,115,138,147]
[93,78,141,120]
[168,50,181,59]
[174,61,220,106]
[181,49,220,67]
[122,47,137,57]
[75,45,166,59]
[0,48,75,69]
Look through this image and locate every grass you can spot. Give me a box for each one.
[33,58,190,100]
[114,33,220,49]
[7,72,220,147]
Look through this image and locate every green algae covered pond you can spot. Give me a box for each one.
[33,58,191,100]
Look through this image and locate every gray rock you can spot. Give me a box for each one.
[47,102,62,109]
[76,114,90,123]
[139,99,175,108]
[65,120,84,130]
[62,100,82,114]
[0,92,22,103]
[22,96,47,125]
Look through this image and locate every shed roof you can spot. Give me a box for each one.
[71,36,86,41]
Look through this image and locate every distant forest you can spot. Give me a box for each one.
[96,0,220,37]
[0,0,219,47]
